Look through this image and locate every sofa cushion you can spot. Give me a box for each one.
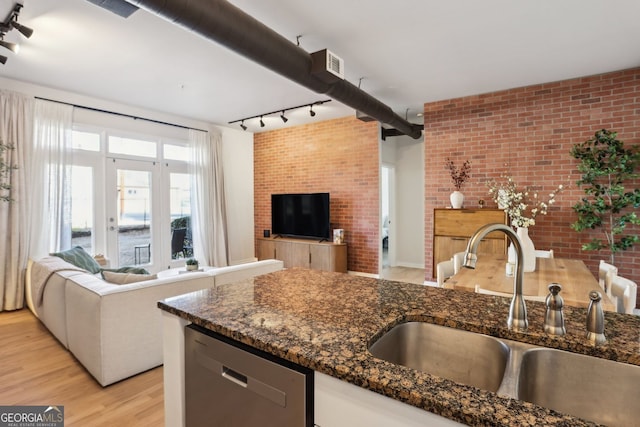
[51,246,102,274]
[102,271,158,284]
[100,266,150,278]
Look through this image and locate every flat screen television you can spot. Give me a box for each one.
[271,193,330,240]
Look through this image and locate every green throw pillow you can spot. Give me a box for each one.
[100,266,150,279]
[51,246,102,274]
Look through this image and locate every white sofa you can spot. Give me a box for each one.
[25,257,284,386]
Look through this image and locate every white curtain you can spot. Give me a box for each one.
[0,90,34,311]
[188,128,229,267]
[31,99,73,254]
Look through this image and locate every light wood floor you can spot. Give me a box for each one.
[0,309,164,426]
[380,266,427,285]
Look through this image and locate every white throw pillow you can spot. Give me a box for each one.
[103,271,158,285]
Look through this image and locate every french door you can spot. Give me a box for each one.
[106,158,162,270]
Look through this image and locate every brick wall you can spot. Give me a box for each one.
[424,67,640,299]
[254,116,380,273]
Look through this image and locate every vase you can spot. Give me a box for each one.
[450,191,464,209]
[186,264,199,271]
[516,226,536,272]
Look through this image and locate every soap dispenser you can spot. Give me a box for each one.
[544,283,566,336]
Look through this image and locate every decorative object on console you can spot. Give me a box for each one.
[486,174,565,272]
[333,229,344,244]
[186,258,199,271]
[445,157,471,209]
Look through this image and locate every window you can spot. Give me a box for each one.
[169,172,192,259]
[72,130,100,152]
[108,135,157,158]
[69,124,192,271]
[164,143,190,161]
[70,165,94,253]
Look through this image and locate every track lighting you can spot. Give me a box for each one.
[11,21,33,39]
[0,38,18,53]
[228,99,331,130]
[0,3,33,65]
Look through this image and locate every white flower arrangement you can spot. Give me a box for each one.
[486,175,564,228]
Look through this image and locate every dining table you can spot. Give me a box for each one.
[446,255,616,311]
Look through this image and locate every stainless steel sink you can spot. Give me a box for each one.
[370,321,640,426]
[368,322,510,392]
[517,347,640,427]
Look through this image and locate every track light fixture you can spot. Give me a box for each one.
[0,38,18,53]
[11,20,33,39]
[229,99,331,131]
[0,3,34,65]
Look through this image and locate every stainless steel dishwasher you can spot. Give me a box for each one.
[185,324,314,427]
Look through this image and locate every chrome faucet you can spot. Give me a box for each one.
[464,223,528,331]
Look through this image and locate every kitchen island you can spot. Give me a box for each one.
[158,268,640,426]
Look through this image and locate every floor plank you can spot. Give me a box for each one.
[0,309,164,426]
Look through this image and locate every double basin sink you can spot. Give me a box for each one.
[369,322,640,426]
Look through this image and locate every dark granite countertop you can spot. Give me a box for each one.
[158,268,640,426]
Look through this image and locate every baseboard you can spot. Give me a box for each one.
[393,262,425,270]
[347,271,379,279]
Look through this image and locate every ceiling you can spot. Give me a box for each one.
[1,0,639,133]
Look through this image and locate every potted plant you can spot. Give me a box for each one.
[185,258,199,271]
[570,129,640,264]
[445,158,471,208]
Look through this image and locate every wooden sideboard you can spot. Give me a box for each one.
[257,237,347,273]
[433,208,508,277]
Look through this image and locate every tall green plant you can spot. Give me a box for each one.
[570,129,640,264]
[0,138,17,203]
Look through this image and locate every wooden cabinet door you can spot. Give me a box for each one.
[310,244,331,271]
[257,239,276,261]
[287,241,311,268]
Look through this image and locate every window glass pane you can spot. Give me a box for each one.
[117,169,152,266]
[109,136,157,158]
[164,144,189,161]
[72,130,100,151]
[169,172,192,259]
[70,165,94,253]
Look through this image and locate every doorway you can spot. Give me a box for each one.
[106,158,160,270]
[381,164,395,269]
[379,135,426,284]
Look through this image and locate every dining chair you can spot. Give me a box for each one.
[535,249,554,258]
[436,259,455,288]
[610,275,637,314]
[171,228,188,258]
[452,252,466,274]
[598,260,618,295]
[474,285,547,302]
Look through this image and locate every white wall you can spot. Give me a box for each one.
[380,135,425,269]
[0,77,256,265]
